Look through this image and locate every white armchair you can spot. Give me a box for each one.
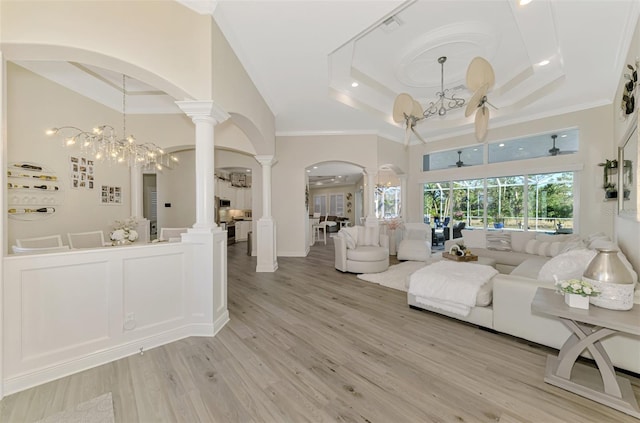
[397,223,432,261]
[334,225,389,274]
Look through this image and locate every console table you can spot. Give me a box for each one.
[531,287,640,418]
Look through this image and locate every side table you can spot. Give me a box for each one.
[531,287,640,418]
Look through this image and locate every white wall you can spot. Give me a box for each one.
[407,105,615,238]
[614,16,640,275]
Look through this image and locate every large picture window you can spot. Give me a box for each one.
[424,172,575,234]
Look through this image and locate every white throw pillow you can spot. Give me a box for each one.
[359,225,380,247]
[461,229,486,248]
[525,239,553,257]
[538,248,597,281]
[486,232,512,251]
[510,231,537,252]
[340,227,358,249]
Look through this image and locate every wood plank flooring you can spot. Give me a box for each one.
[1,238,639,422]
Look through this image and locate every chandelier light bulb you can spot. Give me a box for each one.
[95,152,102,159]
[65,137,75,146]
[45,128,57,135]
[438,107,446,116]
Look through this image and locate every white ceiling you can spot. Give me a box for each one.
[14,0,640,180]
[212,0,640,143]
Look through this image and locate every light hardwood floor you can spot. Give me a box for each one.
[1,239,639,422]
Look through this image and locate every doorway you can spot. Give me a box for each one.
[143,174,157,240]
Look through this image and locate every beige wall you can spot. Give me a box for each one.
[6,62,133,247]
[614,16,640,275]
[273,134,402,256]
[156,149,195,230]
[408,105,615,238]
[212,19,275,154]
[1,0,212,100]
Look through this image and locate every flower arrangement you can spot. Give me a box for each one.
[110,216,139,244]
[384,217,404,230]
[554,277,600,297]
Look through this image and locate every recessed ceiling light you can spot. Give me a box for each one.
[337,175,343,178]
[561,134,567,138]
[313,166,318,169]
[518,147,524,151]
[317,182,323,185]
[537,59,550,67]
[473,148,478,151]
[306,169,311,173]
[351,82,359,88]
[499,143,505,147]
[520,0,533,5]
[246,169,251,172]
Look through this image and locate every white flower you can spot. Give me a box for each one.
[560,281,570,289]
[127,229,138,241]
[583,287,593,295]
[111,229,125,241]
[571,282,582,292]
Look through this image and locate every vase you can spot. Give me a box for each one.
[564,293,589,309]
[583,248,635,310]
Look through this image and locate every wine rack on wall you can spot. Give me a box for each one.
[7,162,62,220]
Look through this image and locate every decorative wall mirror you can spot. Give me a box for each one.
[618,121,638,220]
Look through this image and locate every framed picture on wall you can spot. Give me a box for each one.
[100,185,123,205]
[70,155,95,190]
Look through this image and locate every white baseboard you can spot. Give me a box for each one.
[3,324,213,396]
[213,311,230,335]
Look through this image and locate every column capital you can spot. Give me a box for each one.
[255,155,277,167]
[175,100,230,124]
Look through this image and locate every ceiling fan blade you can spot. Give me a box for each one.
[393,93,415,123]
[411,99,423,117]
[411,126,427,144]
[466,57,495,92]
[403,123,411,147]
[465,84,489,117]
[475,106,490,142]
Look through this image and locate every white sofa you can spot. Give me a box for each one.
[408,229,640,374]
[335,225,389,274]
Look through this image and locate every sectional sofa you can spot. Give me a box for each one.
[408,229,640,374]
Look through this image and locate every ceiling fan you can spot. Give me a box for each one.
[449,150,470,168]
[392,56,495,146]
[464,57,496,142]
[392,93,426,147]
[548,134,576,156]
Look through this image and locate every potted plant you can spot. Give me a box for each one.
[554,277,600,309]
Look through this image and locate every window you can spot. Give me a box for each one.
[488,129,578,164]
[313,195,327,215]
[375,185,401,218]
[425,172,575,233]
[528,172,574,233]
[423,182,451,225]
[452,179,484,229]
[486,176,525,229]
[329,194,344,216]
[423,146,483,171]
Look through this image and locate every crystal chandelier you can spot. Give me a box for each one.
[422,56,465,119]
[46,75,177,170]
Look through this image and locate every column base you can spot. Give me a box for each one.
[256,217,278,272]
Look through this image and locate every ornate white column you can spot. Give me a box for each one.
[175,100,231,336]
[365,168,378,226]
[176,100,229,231]
[255,155,278,272]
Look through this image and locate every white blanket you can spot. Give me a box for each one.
[408,260,498,316]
